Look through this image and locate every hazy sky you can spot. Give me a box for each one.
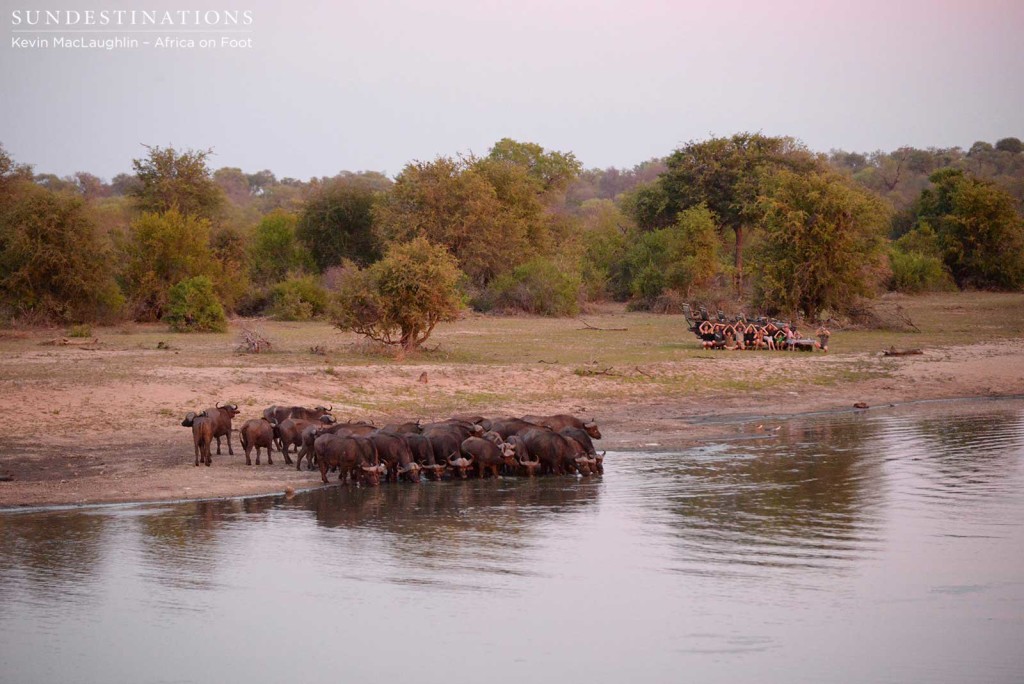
[2,0,1022,180]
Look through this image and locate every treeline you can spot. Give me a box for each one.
[1,134,1022,344]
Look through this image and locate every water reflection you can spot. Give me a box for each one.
[624,414,888,577]
[1,399,1023,684]
[0,508,109,616]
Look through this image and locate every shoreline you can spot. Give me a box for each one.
[2,298,1022,509]
[3,390,1022,511]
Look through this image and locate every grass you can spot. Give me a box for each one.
[0,292,1020,419]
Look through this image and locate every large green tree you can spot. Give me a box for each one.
[649,133,820,293]
[117,208,219,320]
[297,179,379,270]
[753,170,891,319]
[249,210,313,285]
[374,156,531,286]
[486,138,582,193]
[0,181,123,322]
[130,145,223,218]
[914,168,1024,289]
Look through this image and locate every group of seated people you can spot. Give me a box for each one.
[697,320,831,352]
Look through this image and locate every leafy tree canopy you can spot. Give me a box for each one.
[130,145,223,218]
[914,169,1024,289]
[754,169,891,319]
[331,237,464,351]
[297,178,379,271]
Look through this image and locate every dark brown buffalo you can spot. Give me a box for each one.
[239,417,277,466]
[405,433,445,480]
[263,405,333,448]
[422,419,484,440]
[294,416,354,471]
[314,433,385,485]
[488,418,543,440]
[447,453,475,479]
[460,436,515,479]
[263,404,334,424]
[517,428,582,476]
[275,418,317,465]
[559,427,603,474]
[367,431,416,483]
[506,435,541,476]
[203,402,240,455]
[382,420,422,434]
[422,426,464,479]
[522,414,601,440]
[182,411,214,467]
[449,415,493,432]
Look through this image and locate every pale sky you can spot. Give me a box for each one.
[2,0,1022,180]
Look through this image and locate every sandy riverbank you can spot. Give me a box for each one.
[2,314,1021,509]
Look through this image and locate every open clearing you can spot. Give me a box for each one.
[1,292,1022,507]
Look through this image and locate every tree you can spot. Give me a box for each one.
[249,210,313,285]
[164,276,227,332]
[297,179,379,270]
[995,137,1023,155]
[620,204,726,306]
[374,156,531,286]
[487,138,582,193]
[0,181,123,323]
[914,169,1024,289]
[117,208,218,320]
[213,167,253,206]
[129,145,223,218]
[653,133,821,293]
[331,237,464,351]
[753,170,891,319]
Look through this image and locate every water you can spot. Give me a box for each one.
[2,399,1023,684]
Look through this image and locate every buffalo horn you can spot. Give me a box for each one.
[216,401,223,409]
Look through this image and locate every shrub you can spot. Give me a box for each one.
[481,257,580,316]
[0,181,124,324]
[164,276,226,332]
[270,274,328,321]
[888,248,956,293]
[331,237,464,351]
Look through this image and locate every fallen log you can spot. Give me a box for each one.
[883,347,923,357]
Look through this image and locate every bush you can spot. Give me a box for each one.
[331,237,464,351]
[0,181,124,324]
[116,209,217,321]
[164,276,226,332]
[479,257,580,316]
[270,274,328,321]
[888,248,956,293]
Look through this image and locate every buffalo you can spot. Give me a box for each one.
[460,436,515,479]
[182,411,214,467]
[203,402,240,455]
[239,417,277,466]
[314,433,385,485]
[522,414,601,440]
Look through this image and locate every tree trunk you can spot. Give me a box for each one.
[733,225,745,296]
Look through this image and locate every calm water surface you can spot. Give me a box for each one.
[2,399,1023,683]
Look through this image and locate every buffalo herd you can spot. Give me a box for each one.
[181,404,605,484]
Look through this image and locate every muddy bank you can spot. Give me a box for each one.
[2,334,1022,508]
